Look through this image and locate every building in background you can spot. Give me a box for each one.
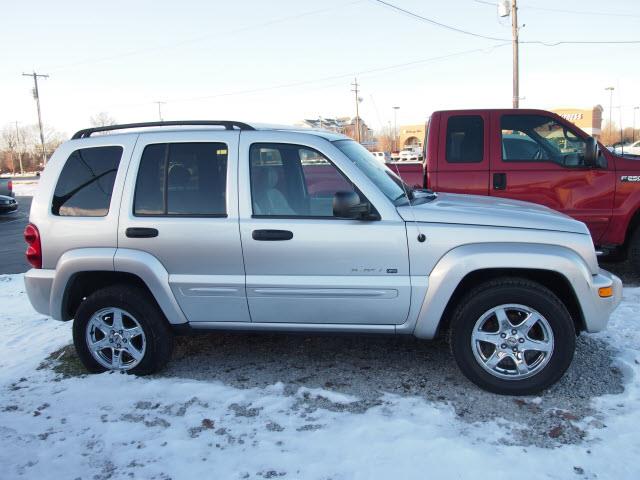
[398,124,426,149]
[552,106,603,138]
[300,117,374,146]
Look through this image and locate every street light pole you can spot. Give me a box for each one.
[605,86,615,141]
[154,101,166,121]
[393,106,400,152]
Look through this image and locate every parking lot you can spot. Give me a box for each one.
[0,195,31,274]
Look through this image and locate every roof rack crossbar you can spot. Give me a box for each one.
[71,120,255,139]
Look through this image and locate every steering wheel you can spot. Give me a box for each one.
[533,147,546,160]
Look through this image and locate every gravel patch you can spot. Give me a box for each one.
[160,330,623,447]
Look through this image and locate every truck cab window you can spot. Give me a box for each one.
[445,116,484,163]
[501,115,587,166]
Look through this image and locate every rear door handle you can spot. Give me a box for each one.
[252,229,293,241]
[126,227,158,238]
[493,173,507,190]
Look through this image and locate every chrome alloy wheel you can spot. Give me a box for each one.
[85,307,146,370]
[470,304,554,380]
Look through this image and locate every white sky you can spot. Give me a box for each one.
[1,0,639,137]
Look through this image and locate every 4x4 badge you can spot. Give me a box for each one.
[621,175,640,182]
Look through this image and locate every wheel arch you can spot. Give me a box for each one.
[63,271,155,321]
[435,268,584,338]
[412,243,592,339]
[51,248,188,325]
[624,207,640,248]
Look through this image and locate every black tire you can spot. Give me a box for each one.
[629,226,640,275]
[449,277,575,395]
[72,284,174,375]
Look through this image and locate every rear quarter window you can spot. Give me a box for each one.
[445,116,484,163]
[52,146,123,216]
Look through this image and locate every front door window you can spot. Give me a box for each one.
[501,115,587,167]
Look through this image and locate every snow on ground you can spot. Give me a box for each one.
[11,180,39,197]
[0,274,639,479]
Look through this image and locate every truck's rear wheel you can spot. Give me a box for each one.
[449,278,575,395]
[72,285,174,375]
[629,226,640,275]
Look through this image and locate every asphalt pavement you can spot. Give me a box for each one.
[0,196,32,274]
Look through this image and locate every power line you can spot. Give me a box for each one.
[372,0,640,45]
[372,0,509,41]
[46,1,365,72]
[474,0,640,18]
[155,43,509,106]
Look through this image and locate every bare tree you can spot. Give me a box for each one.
[89,112,117,127]
[1,124,18,174]
[374,125,395,152]
[600,121,620,146]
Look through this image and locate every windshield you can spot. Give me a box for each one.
[333,140,410,205]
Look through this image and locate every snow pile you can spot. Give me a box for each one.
[1,274,639,479]
[12,181,39,197]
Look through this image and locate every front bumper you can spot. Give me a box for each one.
[581,269,623,333]
[24,268,55,318]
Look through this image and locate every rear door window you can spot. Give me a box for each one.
[134,142,228,216]
[445,116,484,163]
[52,146,123,216]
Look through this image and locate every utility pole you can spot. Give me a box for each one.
[511,0,519,109]
[154,101,166,121]
[22,71,49,165]
[633,106,639,143]
[351,78,361,143]
[393,106,400,152]
[605,86,615,140]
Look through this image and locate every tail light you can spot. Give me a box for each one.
[7,180,12,192]
[24,223,42,269]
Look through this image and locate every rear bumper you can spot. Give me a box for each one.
[581,269,622,333]
[0,203,18,213]
[24,269,55,318]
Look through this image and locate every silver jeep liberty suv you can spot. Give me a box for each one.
[24,120,622,395]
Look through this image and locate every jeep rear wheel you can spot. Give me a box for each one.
[73,285,174,375]
[449,277,575,395]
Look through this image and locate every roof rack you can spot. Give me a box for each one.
[71,120,256,139]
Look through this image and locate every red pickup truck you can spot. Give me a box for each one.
[389,109,640,273]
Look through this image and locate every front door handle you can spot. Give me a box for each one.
[252,229,293,241]
[126,227,159,238]
[493,173,507,190]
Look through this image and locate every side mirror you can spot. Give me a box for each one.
[583,136,598,167]
[333,191,376,220]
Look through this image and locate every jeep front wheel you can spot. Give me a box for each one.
[72,285,174,375]
[449,278,575,395]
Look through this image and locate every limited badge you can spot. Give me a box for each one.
[621,176,640,182]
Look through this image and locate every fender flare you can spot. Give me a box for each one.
[51,248,116,320]
[412,242,592,339]
[51,248,188,324]
[113,249,188,324]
